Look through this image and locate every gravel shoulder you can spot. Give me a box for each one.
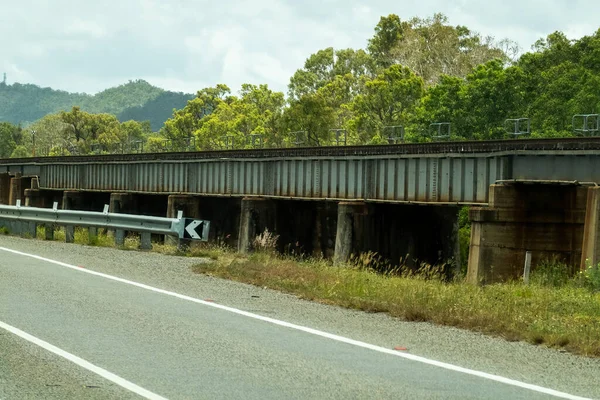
[1,235,599,399]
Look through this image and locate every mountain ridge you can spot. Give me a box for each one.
[0,79,195,131]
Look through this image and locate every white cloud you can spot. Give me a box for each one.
[64,20,108,39]
[1,0,599,94]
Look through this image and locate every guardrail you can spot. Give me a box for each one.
[0,201,210,249]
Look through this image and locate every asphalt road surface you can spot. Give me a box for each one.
[1,236,598,399]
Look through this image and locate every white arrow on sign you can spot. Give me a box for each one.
[185,220,204,240]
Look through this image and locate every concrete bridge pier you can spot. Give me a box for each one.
[311,203,337,259]
[190,197,240,248]
[24,176,45,207]
[8,173,23,206]
[167,195,200,249]
[24,189,43,207]
[238,197,276,253]
[110,193,138,214]
[580,186,600,269]
[0,173,10,205]
[467,183,587,284]
[334,202,368,264]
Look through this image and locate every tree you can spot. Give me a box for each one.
[368,13,513,85]
[349,65,424,143]
[10,145,29,158]
[26,113,69,156]
[60,106,90,142]
[0,122,20,158]
[418,61,527,140]
[162,84,231,150]
[288,48,375,100]
[282,91,336,146]
[367,14,407,69]
[237,84,285,147]
[193,84,286,149]
[516,30,600,136]
[120,120,152,151]
[93,113,126,152]
[462,61,527,139]
[417,75,467,139]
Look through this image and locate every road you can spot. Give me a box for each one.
[0,236,598,399]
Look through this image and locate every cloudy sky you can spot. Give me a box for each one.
[1,0,598,95]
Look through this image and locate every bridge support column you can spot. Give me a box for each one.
[467,184,587,284]
[62,190,86,210]
[24,189,44,207]
[8,173,23,206]
[580,187,600,269]
[238,197,276,254]
[334,202,367,264]
[311,203,336,259]
[110,193,138,214]
[0,173,10,204]
[62,191,86,243]
[167,195,200,249]
[434,206,462,276]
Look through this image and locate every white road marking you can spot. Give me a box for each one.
[0,245,592,400]
[0,320,168,400]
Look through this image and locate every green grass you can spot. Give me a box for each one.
[192,251,600,357]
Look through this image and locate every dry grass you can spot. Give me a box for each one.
[193,251,600,357]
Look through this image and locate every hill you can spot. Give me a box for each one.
[0,79,194,131]
[118,91,195,132]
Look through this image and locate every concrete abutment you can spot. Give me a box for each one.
[467,183,588,284]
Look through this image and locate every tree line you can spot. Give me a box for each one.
[2,13,600,157]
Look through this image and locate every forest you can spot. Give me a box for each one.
[1,13,600,158]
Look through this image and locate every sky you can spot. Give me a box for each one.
[1,0,599,95]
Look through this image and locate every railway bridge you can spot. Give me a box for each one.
[2,137,600,283]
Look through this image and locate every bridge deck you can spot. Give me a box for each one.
[1,138,600,205]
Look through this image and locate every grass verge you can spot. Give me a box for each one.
[192,251,600,357]
[8,224,600,356]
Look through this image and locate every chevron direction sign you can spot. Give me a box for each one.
[183,219,210,241]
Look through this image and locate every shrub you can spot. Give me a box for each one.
[579,261,600,292]
[531,256,571,288]
[252,229,279,252]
